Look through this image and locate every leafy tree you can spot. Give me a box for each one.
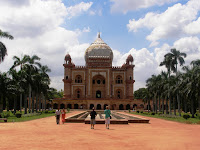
[0,29,14,63]
[164,48,186,116]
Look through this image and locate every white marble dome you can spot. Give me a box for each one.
[85,33,113,61]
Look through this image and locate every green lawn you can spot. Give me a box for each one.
[129,112,200,124]
[0,110,69,122]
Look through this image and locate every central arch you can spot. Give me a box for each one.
[119,104,124,110]
[92,75,106,99]
[90,104,94,109]
[97,104,101,110]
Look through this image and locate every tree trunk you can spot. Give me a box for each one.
[198,95,200,113]
[44,94,46,111]
[14,97,17,114]
[173,96,176,115]
[39,93,41,111]
[177,93,181,116]
[32,91,35,113]
[29,84,31,113]
[36,92,38,112]
[3,95,6,110]
[166,97,168,114]
[169,96,171,115]
[184,97,187,113]
[42,93,44,111]
[159,95,161,112]
[148,98,150,113]
[20,93,22,113]
[162,96,164,114]
[0,95,3,113]
[191,97,194,118]
[155,95,157,114]
[24,94,27,114]
[153,94,155,112]
[6,97,9,111]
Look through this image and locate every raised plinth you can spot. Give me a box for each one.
[65,111,149,124]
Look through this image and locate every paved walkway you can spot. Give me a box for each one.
[0,111,200,150]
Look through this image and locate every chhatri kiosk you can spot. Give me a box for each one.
[52,33,135,110]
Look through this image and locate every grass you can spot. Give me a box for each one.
[130,111,200,124]
[0,110,66,122]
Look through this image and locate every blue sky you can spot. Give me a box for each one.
[62,0,189,52]
[0,0,200,91]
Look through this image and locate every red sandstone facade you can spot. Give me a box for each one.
[53,34,137,110]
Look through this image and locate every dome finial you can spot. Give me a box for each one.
[98,32,100,38]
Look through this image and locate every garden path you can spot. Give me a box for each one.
[0,111,200,150]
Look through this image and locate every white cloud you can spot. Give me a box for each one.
[110,0,178,14]
[173,36,200,64]
[112,47,158,90]
[127,0,200,46]
[0,0,91,91]
[0,0,67,38]
[173,36,200,53]
[0,0,30,7]
[154,43,171,72]
[82,27,91,33]
[153,36,200,74]
[184,17,200,35]
[66,2,93,19]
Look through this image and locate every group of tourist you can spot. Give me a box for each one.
[55,106,111,129]
[90,106,111,129]
[55,108,65,124]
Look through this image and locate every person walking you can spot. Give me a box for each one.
[61,108,66,124]
[104,106,111,129]
[90,107,97,129]
[55,108,60,124]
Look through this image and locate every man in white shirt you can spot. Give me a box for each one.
[55,108,60,124]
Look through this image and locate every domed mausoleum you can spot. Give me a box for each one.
[52,33,135,110]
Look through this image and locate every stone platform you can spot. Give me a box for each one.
[65,111,149,124]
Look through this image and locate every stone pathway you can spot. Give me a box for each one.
[0,111,200,150]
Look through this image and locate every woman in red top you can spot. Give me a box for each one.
[61,108,66,124]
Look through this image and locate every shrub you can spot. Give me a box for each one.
[196,113,200,120]
[45,110,49,113]
[185,120,192,124]
[0,112,10,118]
[52,110,56,113]
[37,111,42,114]
[151,112,155,115]
[67,108,70,113]
[143,112,148,115]
[128,109,130,113]
[15,112,22,118]
[183,113,190,120]
[140,111,143,113]
[158,112,162,115]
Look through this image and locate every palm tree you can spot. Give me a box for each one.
[190,60,200,113]
[160,54,175,114]
[21,55,41,113]
[0,29,14,63]
[0,72,9,112]
[146,75,160,113]
[160,71,168,114]
[11,55,29,113]
[165,48,186,116]
[38,65,51,111]
[7,69,22,114]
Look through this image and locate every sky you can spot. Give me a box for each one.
[0,0,200,91]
